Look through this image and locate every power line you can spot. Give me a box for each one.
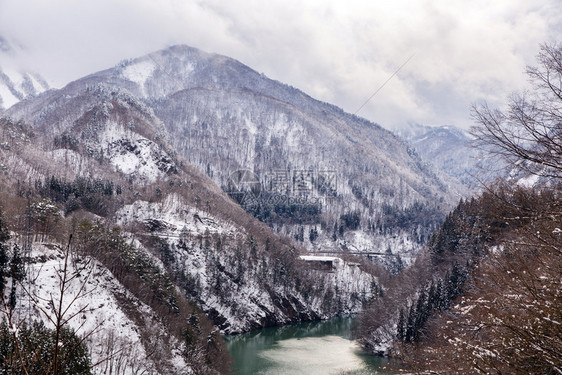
[353,54,414,115]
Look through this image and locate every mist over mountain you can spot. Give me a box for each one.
[0,36,50,111]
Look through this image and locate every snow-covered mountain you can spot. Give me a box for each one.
[0,36,50,111]
[399,124,498,189]
[8,45,463,264]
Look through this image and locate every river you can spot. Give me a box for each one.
[224,317,392,375]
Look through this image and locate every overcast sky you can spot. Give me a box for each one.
[1,0,561,130]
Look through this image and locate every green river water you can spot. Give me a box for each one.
[224,317,392,375]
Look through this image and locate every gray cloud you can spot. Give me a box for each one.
[1,0,561,129]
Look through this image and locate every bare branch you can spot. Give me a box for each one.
[471,43,562,181]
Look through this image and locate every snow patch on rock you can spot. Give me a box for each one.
[0,81,19,108]
[122,59,156,95]
[518,173,540,188]
[106,137,176,182]
[115,193,237,237]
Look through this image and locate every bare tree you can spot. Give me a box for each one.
[0,235,110,375]
[1,227,178,375]
[471,43,562,179]
[388,185,562,374]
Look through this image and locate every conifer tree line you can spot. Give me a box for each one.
[23,176,123,217]
[389,183,562,374]
[396,262,468,343]
[30,175,122,203]
[0,215,25,319]
[357,189,499,352]
[0,321,92,374]
[0,208,232,374]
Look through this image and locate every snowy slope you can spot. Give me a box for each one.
[0,91,383,374]
[0,39,455,375]
[115,193,379,334]
[400,124,498,189]
[13,242,189,375]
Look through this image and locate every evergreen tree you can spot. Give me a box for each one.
[392,254,404,275]
[9,244,25,282]
[447,262,467,301]
[0,321,92,374]
[405,303,416,343]
[0,212,9,297]
[7,244,25,314]
[427,280,438,311]
[441,271,451,306]
[396,308,406,342]
[294,226,304,242]
[309,227,318,242]
[0,249,6,299]
[414,288,428,341]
